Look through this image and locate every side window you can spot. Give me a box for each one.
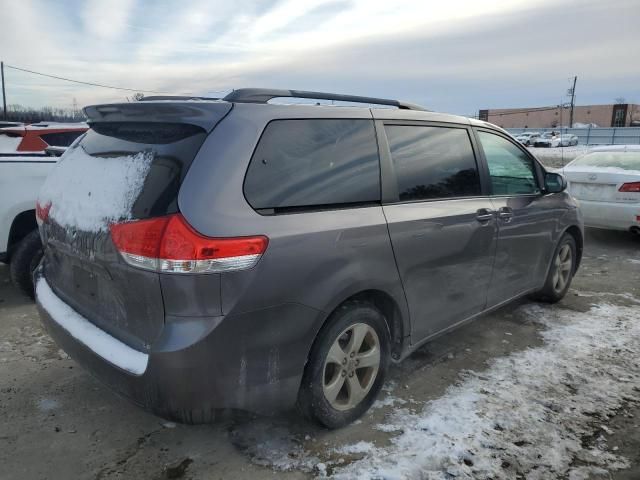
[244,119,380,211]
[384,125,481,201]
[478,131,540,195]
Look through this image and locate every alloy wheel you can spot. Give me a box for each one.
[552,244,573,294]
[322,323,380,411]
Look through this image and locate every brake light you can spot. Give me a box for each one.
[619,182,640,193]
[36,200,51,225]
[109,214,268,273]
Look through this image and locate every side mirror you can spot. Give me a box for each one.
[545,172,567,193]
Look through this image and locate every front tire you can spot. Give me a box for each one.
[298,301,390,429]
[531,233,576,303]
[9,229,43,299]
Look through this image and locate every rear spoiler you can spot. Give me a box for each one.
[83,102,233,132]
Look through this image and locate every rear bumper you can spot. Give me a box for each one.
[35,271,324,420]
[577,199,640,231]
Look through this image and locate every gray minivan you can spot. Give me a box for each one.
[34,89,583,428]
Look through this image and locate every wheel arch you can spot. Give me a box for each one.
[316,289,407,361]
[6,209,37,261]
[563,225,583,272]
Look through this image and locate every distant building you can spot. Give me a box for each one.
[478,104,640,129]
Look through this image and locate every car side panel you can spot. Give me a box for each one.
[383,198,497,340]
[0,158,57,253]
[487,194,566,304]
[177,104,410,380]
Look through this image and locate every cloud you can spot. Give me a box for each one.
[81,0,136,40]
[0,0,638,114]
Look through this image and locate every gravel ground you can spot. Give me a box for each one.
[1,228,639,480]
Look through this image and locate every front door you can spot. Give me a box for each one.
[380,123,497,342]
[475,129,557,306]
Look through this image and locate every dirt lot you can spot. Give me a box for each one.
[1,228,639,480]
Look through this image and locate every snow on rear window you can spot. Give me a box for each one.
[38,145,153,232]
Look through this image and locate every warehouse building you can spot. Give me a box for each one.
[478,103,640,129]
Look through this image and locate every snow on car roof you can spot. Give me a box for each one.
[590,145,640,152]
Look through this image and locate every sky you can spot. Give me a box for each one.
[0,0,638,116]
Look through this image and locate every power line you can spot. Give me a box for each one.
[488,105,567,116]
[4,63,193,95]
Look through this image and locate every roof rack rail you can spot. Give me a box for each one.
[139,95,220,101]
[222,88,426,111]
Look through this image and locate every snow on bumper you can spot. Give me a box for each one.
[577,199,640,231]
[35,276,149,375]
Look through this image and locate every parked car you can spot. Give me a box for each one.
[34,89,583,428]
[563,145,640,233]
[550,134,579,147]
[533,131,559,147]
[0,122,87,154]
[0,123,88,297]
[0,121,23,129]
[515,132,541,146]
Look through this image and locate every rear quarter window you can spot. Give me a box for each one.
[244,119,380,212]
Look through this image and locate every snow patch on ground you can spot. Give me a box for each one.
[528,146,591,167]
[330,302,640,479]
[371,395,407,410]
[334,441,376,455]
[38,145,153,232]
[229,419,320,472]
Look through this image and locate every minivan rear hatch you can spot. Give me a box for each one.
[38,101,232,351]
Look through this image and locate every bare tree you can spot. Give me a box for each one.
[6,104,86,123]
[614,97,626,105]
[132,93,145,101]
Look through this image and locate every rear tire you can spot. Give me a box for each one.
[9,229,43,299]
[531,233,576,303]
[298,301,390,429]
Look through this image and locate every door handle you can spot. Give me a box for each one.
[498,207,514,222]
[475,208,494,222]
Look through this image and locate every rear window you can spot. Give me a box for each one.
[79,122,207,219]
[385,125,481,201]
[244,119,380,212]
[571,152,640,171]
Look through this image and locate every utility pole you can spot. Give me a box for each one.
[1,61,7,120]
[568,75,577,128]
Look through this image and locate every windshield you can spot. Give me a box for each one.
[571,151,640,170]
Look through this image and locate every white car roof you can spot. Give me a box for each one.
[589,145,640,152]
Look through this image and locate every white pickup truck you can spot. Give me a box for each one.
[0,123,87,297]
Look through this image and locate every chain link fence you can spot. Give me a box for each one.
[506,127,640,145]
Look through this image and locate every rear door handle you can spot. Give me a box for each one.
[476,208,494,222]
[498,207,514,222]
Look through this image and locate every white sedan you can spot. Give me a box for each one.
[550,134,579,147]
[563,146,640,233]
[515,132,541,146]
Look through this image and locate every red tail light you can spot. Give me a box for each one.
[619,182,640,193]
[109,214,268,273]
[36,200,51,225]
